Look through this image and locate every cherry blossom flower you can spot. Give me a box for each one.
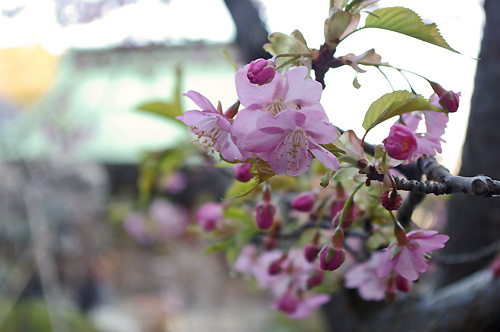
[242,109,339,176]
[384,124,418,160]
[232,66,328,148]
[176,90,251,162]
[195,202,224,232]
[376,229,449,281]
[273,291,330,319]
[345,252,389,301]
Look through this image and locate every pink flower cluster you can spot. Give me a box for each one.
[235,245,330,319]
[177,61,339,176]
[384,89,460,162]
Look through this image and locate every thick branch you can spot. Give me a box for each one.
[323,269,500,332]
[390,157,500,197]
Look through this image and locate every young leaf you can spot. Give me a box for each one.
[137,101,183,120]
[362,90,441,133]
[364,7,458,53]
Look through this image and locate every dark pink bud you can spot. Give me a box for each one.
[307,269,325,288]
[235,163,254,182]
[268,259,283,275]
[247,59,275,85]
[276,292,299,314]
[255,201,276,229]
[291,191,316,212]
[384,124,418,160]
[381,189,402,211]
[438,91,461,113]
[304,243,321,262]
[395,274,411,293]
[196,202,223,232]
[319,245,345,271]
[490,256,500,278]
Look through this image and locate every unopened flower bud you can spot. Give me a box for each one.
[247,59,275,85]
[304,242,321,262]
[291,191,316,212]
[381,189,402,211]
[275,292,299,314]
[384,124,417,160]
[395,274,411,293]
[235,163,254,182]
[438,91,461,113]
[429,81,461,113]
[319,244,345,271]
[307,269,325,288]
[268,258,283,275]
[255,201,276,230]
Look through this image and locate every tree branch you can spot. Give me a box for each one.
[392,157,500,197]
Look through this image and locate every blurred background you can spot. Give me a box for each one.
[0,0,486,331]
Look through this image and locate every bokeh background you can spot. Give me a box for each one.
[0,1,485,331]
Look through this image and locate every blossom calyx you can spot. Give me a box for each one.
[246,58,275,85]
[384,124,418,160]
[381,189,402,211]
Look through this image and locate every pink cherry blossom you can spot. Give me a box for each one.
[384,124,418,160]
[176,90,251,162]
[195,202,224,232]
[232,65,328,149]
[391,110,449,162]
[273,291,330,319]
[376,229,449,281]
[344,252,388,301]
[242,109,339,176]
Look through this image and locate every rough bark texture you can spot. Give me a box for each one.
[322,269,500,332]
[437,0,500,288]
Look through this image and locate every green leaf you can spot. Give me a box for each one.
[137,101,183,120]
[365,7,458,53]
[362,90,441,133]
[136,67,183,120]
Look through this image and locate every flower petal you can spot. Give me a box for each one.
[235,68,284,108]
[309,142,339,171]
[376,246,398,278]
[283,66,322,107]
[184,90,217,113]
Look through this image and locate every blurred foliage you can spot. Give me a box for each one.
[0,300,103,332]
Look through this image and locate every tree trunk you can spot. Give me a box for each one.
[437,0,500,288]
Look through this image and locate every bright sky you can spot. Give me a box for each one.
[0,0,485,170]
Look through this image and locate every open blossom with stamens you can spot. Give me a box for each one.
[242,109,339,176]
[232,66,328,147]
[176,90,251,162]
[376,229,449,281]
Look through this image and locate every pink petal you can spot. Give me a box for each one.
[235,68,284,108]
[184,90,217,113]
[283,66,323,107]
[309,142,339,171]
[302,110,337,143]
[394,247,427,281]
[401,113,421,132]
[424,111,448,138]
[376,247,398,278]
